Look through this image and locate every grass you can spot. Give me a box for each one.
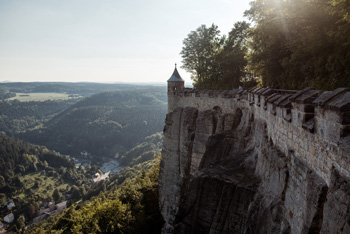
[7,92,79,102]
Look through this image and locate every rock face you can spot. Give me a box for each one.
[159,100,350,233]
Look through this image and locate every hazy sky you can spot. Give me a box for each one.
[0,0,251,84]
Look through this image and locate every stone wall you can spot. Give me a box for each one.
[167,87,350,185]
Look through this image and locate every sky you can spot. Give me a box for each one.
[0,0,251,84]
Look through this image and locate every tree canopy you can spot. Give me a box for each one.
[28,157,163,234]
[245,0,350,89]
[181,24,224,89]
[181,23,252,89]
[181,0,350,90]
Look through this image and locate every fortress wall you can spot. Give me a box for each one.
[168,90,247,113]
[169,96,243,113]
[168,88,350,185]
[254,101,349,185]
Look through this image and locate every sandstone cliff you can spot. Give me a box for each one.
[159,88,350,234]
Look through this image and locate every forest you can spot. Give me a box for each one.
[0,133,163,233]
[0,134,95,233]
[181,0,350,90]
[0,100,77,135]
[28,157,163,234]
[0,83,166,232]
[20,88,166,161]
[0,83,166,162]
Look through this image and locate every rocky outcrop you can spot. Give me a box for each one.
[159,107,198,233]
[320,170,350,233]
[159,100,350,233]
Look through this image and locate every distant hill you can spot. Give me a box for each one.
[117,132,163,167]
[0,82,166,97]
[21,88,167,161]
[0,100,78,135]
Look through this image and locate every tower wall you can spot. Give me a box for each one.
[167,81,184,112]
[167,81,184,93]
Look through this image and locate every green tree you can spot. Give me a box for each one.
[52,189,62,203]
[181,24,225,89]
[331,0,350,22]
[70,185,81,200]
[245,0,350,89]
[217,21,252,89]
[27,156,163,234]
[181,22,254,89]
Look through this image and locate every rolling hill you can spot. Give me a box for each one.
[21,88,167,161]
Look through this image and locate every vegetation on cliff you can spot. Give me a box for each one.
[181,0,350,90]
[0,134,93,232]
[117,133,162,167]
[28,156,163,234]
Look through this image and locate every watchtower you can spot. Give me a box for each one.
[167,64,184,112]
[168,64,184,93]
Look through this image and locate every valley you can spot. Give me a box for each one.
[2,0,350,232]
[0,82,166,232]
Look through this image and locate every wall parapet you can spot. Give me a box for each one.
[168,86,350,184]
[169,88,247,98]
[248,87,349,138]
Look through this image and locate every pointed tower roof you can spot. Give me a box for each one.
[167,64,184,82]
